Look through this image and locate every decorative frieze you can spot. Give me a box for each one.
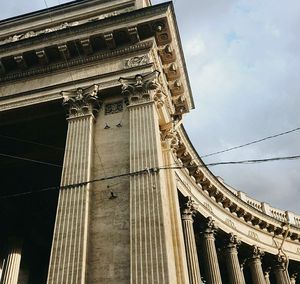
[248,230,259,241]
[104,101,123,115]
[124,54,150,68]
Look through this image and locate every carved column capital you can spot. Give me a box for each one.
[182,196,197,221]
[62,85,100,118]
[226,233,241,249]
[119,71,161,105]
[203,216,218,235]
[250,245,264,260]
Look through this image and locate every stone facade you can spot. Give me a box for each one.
[0,0,299,283]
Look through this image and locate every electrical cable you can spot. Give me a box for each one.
[0,152,62,168]
[0,134,64,151]
[1,155,300,199]
[201,127,300,158]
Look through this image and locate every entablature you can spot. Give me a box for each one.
[0,2,193,120]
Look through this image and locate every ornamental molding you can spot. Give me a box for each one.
[0,7,137,46]
[0,21,80,46]
[0,41,153,83]
[0,5,169,52]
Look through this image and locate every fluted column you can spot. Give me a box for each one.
[161,131,190,283]
[264,269,271,284]
[290,273,297,284]
[201,217,222,284]
[120,72,174,283]
[240,262,246,284]
[248,246,266,284]
[224,233,244,284]
[47,85,100,284]
[1,239,22,284]
[273,255,290,284]
[181,197,202,284]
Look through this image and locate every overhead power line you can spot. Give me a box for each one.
[0,134,64,151]
[201,126,300,158]
[204,155,300,167]
[0,153,62,168]
[1,155,300,199]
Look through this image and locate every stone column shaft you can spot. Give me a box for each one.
[264,271,271,284]
[224,234,244,284]
[202,217,222,284]
[1,241,22,284]
[121,72,172,283]
[47,86,99,284]
[162,142,189,283]
[249,259,266,284]
[273,255,291,284]
[248,246,266,284]
[181,198,202,284]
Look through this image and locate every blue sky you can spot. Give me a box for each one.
[1,0,300,213]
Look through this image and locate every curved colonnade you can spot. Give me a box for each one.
[172,126,300,283]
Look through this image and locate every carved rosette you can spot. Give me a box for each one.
[182,196,198,221]
[62,85,100,118]
[119,71,162,105]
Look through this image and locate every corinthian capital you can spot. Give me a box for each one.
[182,196,198,220]
[62,85,100,118]
[250,245,264,259]
[203,216,218,235]
[119,71,160,104]
[226,233,241,248]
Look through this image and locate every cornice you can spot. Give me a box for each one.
[0,3,170,53]
[0,41,153,83]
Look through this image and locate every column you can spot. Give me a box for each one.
[120,71,174,283]
[1,238,22,284]
[290,273,297,284]
[161,129,190,283]
[273,255,290,284]
[248,246,266,284]
[240,262,246,284]
[201,217,222,284]
[181,197,202,284]
[264,269,271,284]
[224,233,244,284]
[47,85,100,284]
[264,267,271,284]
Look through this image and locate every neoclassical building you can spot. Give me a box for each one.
[0,0,299,283]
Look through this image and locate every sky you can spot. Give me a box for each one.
[1,0,300,214]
